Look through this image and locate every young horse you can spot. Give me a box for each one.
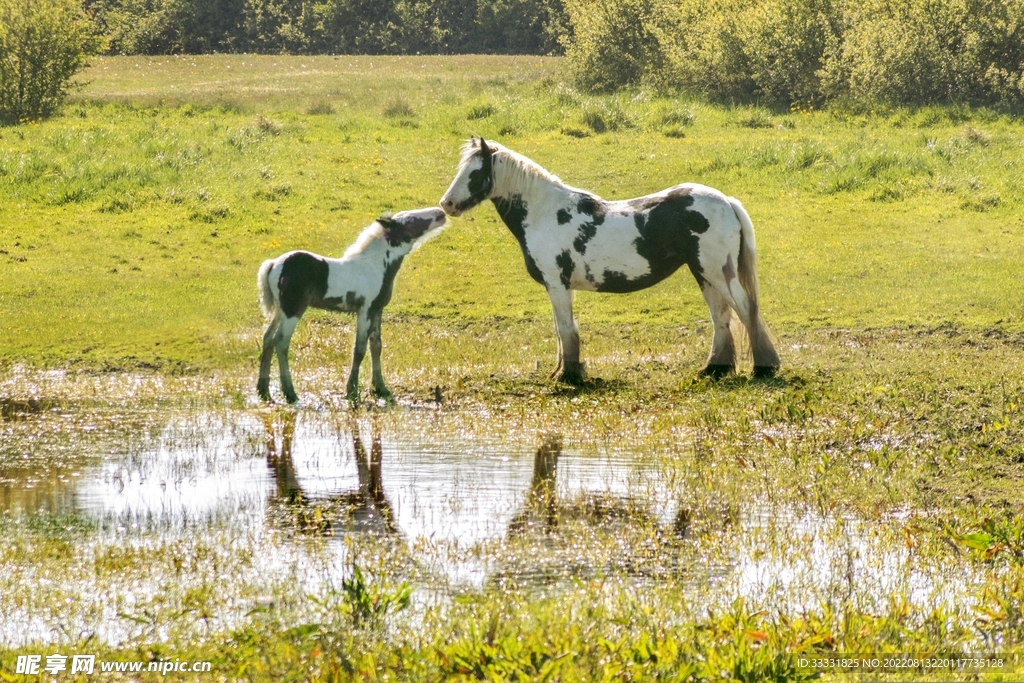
[440,138,780,383]
[257,207,447,403]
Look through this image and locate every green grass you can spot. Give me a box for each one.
[3,55,1024,681]
[1,55,1022,371]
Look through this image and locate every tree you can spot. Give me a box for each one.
[0,0,100,124]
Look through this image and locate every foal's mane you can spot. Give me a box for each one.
[460,139,575,198]
[344,221,385,258]
[343,214,445,258]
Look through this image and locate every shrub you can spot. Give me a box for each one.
[820,0,979,104]
[0,0,100,124]
[562,0,1024,105]
[562,0,667,91]
[737,0,842,104]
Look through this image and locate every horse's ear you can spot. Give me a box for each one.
[377,215,400,231]
[479,138,493,174]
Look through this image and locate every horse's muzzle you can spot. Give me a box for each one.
[440,199,462,217]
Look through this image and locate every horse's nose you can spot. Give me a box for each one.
[440,199,460,217]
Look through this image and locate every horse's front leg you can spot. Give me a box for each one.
[547,286,585,385]
[346,312,371,401]
[368,313,393,401]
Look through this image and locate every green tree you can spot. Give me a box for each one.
[89,0,246,54]
[0,0,100,124]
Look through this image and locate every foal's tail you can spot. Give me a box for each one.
[257,259,277,318]
[728,197,781,370]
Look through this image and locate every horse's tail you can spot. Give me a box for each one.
[728,196,780,370]
[258,258,277,318]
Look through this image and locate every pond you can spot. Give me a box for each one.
[0,377,981,647]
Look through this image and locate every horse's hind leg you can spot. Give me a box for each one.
[275,316,301,404]
[547,287,585,385]
[346,312,371,401]
[368,313,392,401]
[698,284,737,378]
[258,316,282,401]
[708,272,780,378]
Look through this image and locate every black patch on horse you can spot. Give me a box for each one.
[597,188,710,293]
[379,215,434,247]
[456,144,494,212]
[573,221,598,255]
[571,193,605,255]
[321,290,366,312]
[368,257,405,319]
[556,209,572,224]
[576,194,604,220]
[493,194,546,286]
[279,251,329,318]
[555,250,574,289]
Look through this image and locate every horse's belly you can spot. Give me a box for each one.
[590,255,687,293]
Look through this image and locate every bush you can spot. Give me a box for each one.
[0,0,100,124]
[820,0,981,104]
[562,0,1024,105]
[562,0,667,91]
[738,0,842,104]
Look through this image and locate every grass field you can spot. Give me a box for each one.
[2,55,1024,680]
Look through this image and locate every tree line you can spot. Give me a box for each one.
[85,0,567,55]
[2,0,1023,124]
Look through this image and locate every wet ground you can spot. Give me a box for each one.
[0,372,986,647]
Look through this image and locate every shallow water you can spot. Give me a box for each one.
[0,395,983,646]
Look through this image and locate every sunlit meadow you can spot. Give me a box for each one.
[1,55,1024,680]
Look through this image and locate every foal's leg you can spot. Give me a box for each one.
[368,313,392,400]
[258,315,281,401]
[274,316,301,404]
[547,287,585,385]
[698,284,737,378]
[346,312,371,401]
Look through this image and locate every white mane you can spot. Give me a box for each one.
[344,221,385,258]
[342,217,446,259]
[459,139,588,200]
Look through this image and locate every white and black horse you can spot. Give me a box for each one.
[440,138,780,384]
[257,207,447,403]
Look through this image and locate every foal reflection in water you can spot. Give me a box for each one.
[262,412,396,535]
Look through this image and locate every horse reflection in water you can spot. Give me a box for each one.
[508,435,690,539]
[261,412,396,535]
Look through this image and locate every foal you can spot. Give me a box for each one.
[257,207,447,403]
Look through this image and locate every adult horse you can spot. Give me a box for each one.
[439,138,780,384]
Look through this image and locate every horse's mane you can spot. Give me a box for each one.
[459,139,581,199]
[343,215,445,259]
[344,221,385,258]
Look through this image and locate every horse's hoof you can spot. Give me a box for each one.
[752,365,779,379]
[284,391,299,404]
[699,364,734,379]
[555,361,586,386]
[372,386,394,403]
[257,379,272,402]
